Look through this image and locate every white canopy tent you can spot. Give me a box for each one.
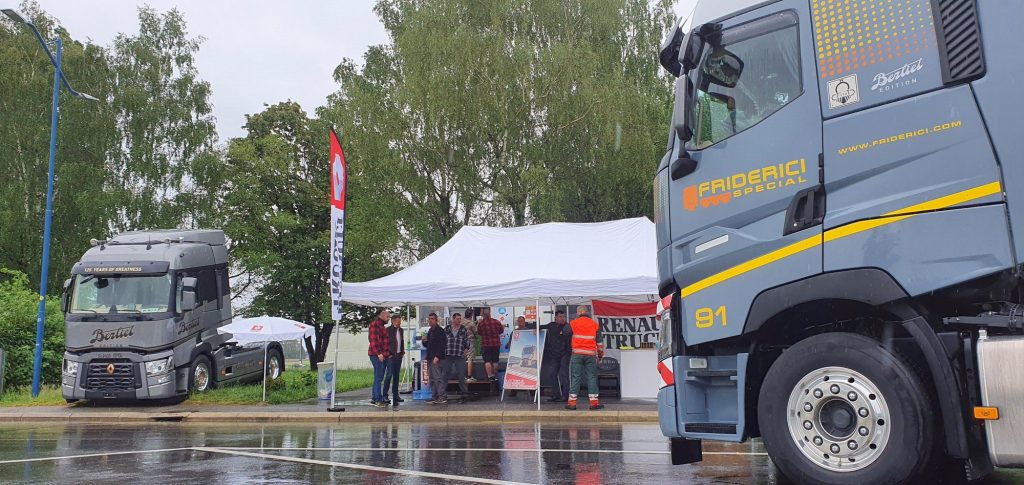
[340,217,658,307]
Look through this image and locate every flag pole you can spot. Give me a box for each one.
[328,127,348,412]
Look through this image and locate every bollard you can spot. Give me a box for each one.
[0,348,5,397]
[262,342,268,403]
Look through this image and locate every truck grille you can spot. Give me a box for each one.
[86,361,137,391]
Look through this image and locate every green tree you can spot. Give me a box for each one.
[107,6,218,230]
[0,2,219,295]
[217,102,396,370]
[0,2,117,294]
[322,0,676,261]
[0,269,65,389]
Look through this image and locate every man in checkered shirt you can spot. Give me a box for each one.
[367,309,392,407]
[477,307,505,382]
[444,313,473,396]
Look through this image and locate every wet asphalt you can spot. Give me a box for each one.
[0,422,1022,484]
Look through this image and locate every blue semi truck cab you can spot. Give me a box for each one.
[655,0,1024,482]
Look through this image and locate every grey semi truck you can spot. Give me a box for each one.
[59,229,284,402]
[655,0,1023,482]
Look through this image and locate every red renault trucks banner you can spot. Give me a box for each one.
[591,300,659,349]
[329,128,347,321]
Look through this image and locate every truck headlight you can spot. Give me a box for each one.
[145,356,174,376]
[63,359,79,377]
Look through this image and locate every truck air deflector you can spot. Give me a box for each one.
[680,180,1001,299]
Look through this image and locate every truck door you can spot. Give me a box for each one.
[816,0,1011,294]
[668,2,823,346]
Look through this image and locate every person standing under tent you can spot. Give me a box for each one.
[424,313,448,404]
[564,305,605,410]
[542,310,572,402]
[464,308,480,382]
[444,313,473,397]
[367,309,392,408]
[477,307,504,382]
[382,314,406,406]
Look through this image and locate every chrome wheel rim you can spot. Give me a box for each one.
[194,363,210,392]
[269,357,281,379]
[786,366,890,472]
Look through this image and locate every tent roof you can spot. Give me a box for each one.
[341,217,658,307]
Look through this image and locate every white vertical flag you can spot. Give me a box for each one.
[329,128,347,320]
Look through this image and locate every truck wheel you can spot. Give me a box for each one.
[189,355,214,393]
[758,332,935,484]
[266,348,284,380]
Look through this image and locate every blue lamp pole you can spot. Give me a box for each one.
[3,9,100,398]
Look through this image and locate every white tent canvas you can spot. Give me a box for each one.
[341,217,658,307]
[220,316,315,345]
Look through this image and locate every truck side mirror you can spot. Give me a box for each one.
[181,277,198,312]
[181,290,198,312]
[61,278,72,313]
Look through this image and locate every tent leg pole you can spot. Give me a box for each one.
[536,298,541,411]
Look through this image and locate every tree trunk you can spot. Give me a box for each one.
[306,322,336,371]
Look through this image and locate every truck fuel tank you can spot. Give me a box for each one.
[976,331,1024,467]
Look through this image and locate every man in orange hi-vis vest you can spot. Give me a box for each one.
[562,305,605,410]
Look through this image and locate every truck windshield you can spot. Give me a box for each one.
[70,274,173,314]
[687,11,801,150]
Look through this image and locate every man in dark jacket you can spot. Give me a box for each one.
[367,309,392,407]
[424,313,448,403]
[382,315,406,406]
[542,310,572,402]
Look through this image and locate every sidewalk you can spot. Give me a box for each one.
[0,387,658,424]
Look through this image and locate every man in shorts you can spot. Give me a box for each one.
[477,307,505,382]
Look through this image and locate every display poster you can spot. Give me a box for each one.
[503,329,546,391]
[317,361,335,400]
[591,300,659,349]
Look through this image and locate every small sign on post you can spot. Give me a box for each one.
[318,361,335,402]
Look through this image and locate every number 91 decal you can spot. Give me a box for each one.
[695,306,727,329]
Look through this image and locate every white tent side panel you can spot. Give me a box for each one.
[340,218,658,307]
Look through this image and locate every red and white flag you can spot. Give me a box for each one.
[329,128,347,320]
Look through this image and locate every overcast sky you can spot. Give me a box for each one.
[35,0,697,142]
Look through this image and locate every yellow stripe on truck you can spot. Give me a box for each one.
[679,181,1003,299]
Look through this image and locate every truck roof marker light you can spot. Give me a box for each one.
[974,406,999,420]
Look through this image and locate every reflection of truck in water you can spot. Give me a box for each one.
[520,346,537,368]
[655,1,1024,483]
[60,230,284,402]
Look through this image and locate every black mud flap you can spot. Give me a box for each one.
[671,437,703,465]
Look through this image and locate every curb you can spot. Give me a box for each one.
[0,410,658,424]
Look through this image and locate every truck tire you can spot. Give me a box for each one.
[266,348,284,380]
[758,332,935,484]
[189,355,214,393]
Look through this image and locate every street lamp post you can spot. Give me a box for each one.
[3,9,100,398]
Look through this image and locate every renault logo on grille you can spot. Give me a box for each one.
[106,363,116,375]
